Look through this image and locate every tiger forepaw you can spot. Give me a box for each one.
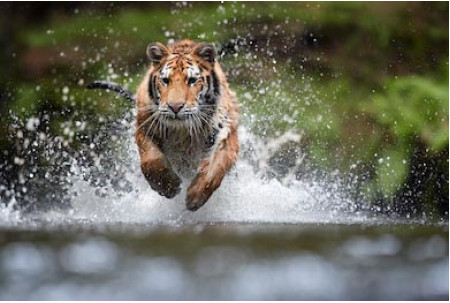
[144,167,182,199]
[155,181,181,199]
[186,177,214,211]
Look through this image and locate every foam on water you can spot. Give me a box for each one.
[16,125,374,226]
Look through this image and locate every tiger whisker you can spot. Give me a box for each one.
[194,114,208,140]
[143,115,158,147]
[149,115,162,145]
[193,116,201,143]
[196,111,214,132]
[188,116,194,140]
[145,112,163,146]
[136,111,159,131]
[190,115,198,143]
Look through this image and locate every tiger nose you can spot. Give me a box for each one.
[168,103,184,114]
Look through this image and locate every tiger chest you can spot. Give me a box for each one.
[161,132,211,179]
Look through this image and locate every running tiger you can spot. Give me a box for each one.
[89,39,239,211]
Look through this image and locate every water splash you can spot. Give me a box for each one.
[0,197,21,226]
[11,123,373,227]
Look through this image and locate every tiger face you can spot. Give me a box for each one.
[146,41,221,122]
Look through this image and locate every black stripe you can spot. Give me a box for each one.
[204,75,213,104]
[205,127,219,148]
[149,75,160,105]
[148,75,155,100]
[204,70,220,105]
[198,63,209,70]
[211,70,221,98]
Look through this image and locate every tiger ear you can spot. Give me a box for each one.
[146,42,169,64]
[193,43,217,63]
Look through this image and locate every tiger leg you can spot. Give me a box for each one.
[136,130,181,198]
[186,128,239,211]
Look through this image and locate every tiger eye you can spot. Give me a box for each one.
[187,77,197,85]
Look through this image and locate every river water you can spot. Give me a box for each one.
[0,126,448,300]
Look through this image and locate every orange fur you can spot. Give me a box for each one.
[135,39,239,211]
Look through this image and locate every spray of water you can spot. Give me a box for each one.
[0,53,378,227]
[2,119,375,227]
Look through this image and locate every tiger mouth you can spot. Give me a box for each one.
[164,113,192,121]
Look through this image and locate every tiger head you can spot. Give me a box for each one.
[146,40,221,122]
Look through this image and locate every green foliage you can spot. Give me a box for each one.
[358,65,449,202]
[373,145,410,198]
[369,73,449,152]
[0,2,448,216]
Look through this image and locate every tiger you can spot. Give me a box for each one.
[134,39,239,211]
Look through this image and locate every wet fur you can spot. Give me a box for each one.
[135,40,239,211]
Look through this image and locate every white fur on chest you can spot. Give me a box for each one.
[159,106,230,179]
[162,128,209,178]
